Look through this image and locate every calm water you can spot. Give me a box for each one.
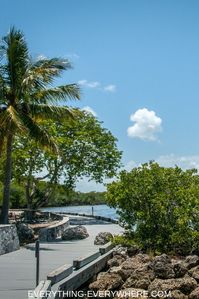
[42,204,118,220]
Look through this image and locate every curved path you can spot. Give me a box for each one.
[0,223,122,299]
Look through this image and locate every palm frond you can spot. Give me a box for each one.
[19,113,58,153]
[2,27,29,96]
[32,84,80,104]
[27,104,76,121]
[0,105,26,133]
[33,57,72,73]
[22,58,73,89]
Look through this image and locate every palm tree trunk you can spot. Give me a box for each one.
[0,133,13,224]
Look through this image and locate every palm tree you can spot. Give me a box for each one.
[0,27,80,224]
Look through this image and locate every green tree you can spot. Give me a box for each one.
[106,162,199,254]
[0,27,80,223]
[12,110,122,209]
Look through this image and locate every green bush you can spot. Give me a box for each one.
[10,184,26,208]
[0,182,26,208]
[106,162,199,255]
[111,235,139,247]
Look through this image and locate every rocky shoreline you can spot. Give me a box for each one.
[87,247,199,299]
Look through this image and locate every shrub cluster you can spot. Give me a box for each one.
[106,162,199,255]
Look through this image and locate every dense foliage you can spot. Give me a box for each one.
[6,110,121,209]
[106,162,199,255]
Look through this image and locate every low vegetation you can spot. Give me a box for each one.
[107,162,199,255]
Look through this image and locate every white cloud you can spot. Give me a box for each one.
[78,79,116,93]
[87,82,100,88]
[156,154,199,170]
[104,84,116,92]
[78,80,101,88]
[78,79,87,85]
[127,108,162,141]
[82,106,97,117]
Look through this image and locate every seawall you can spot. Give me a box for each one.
[0,224,20,255]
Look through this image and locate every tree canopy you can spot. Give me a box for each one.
[106,162,199,255]
[8,110,122,209]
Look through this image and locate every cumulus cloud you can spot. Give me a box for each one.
[104,84,116,92]
[127,108,162,141]
[78,79,116,93]
[82,106,97,117]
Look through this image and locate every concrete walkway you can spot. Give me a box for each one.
[0,223,122,299]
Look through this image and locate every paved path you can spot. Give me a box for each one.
[0,223,122,299]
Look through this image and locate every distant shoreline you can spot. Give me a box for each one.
[42,202,106,208]
[41,204,117,220]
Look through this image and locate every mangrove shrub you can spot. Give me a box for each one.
[106,162,199,254]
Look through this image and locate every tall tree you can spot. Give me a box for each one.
[12,111,122,209]
[0,27,80,223]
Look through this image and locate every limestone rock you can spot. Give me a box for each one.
[127,245,140,257]
[173,260,188,278]
[121,254,151,271]
[108,266,129,281]
[123,265,155,290]
[120,254,151,281]
[113,246,128,257]
[189,286,199,299]
[153,254,172,264]
[89,272,123,291]
[184,255,199,270]
[148,278,182,295]
[62,225,89,240]
[94,232,113,245]
[150,254,175,279]
[148,275,197,296]
[189,265,199,282]
[169,290,188,299]
[87,251,199,299]
[179,274,198,295]
[108,255,126,268]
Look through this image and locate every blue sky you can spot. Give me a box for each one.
[1,0,199,191]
